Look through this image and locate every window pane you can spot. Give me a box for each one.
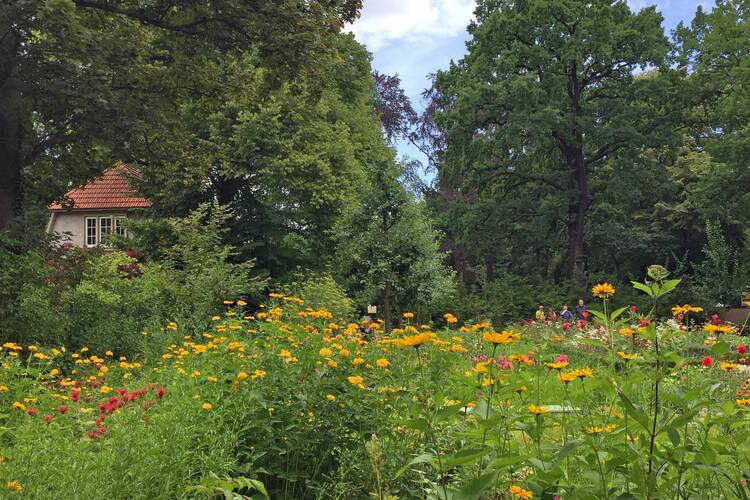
[114,217,126,236]
[86,218,97,246]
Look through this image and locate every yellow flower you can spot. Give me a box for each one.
[586,424,617,434]
[319,348,333,357]
[347,375,365,389]
[236,300,247,306]
[100,385,111,394]
[528,404,549,415]
[352,357,365,366]
[558,371,576,383]
[339,348,350,357]
[201,402,213,410]
[327,359,338,368]
[376,358,390,368]
[474,361,489,374]
[6,481,22,493]
[507,485,533,499]
[592,282,615,299]
[33,352,49,360]
[545,361,568,370]
[49,369,60,377]
[236,371,248,380]
[11,401,26,411]
[251,369,266,379]
[737,398,750,406]
[618,327,635,337]
[571,368,594,379]
[482,330,519,345]
[326,394,336,401]
[617,351,637,361]
[720,362,738,372]
[394,332,432,348]
[403,312,414,319]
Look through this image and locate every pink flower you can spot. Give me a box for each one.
[555,355,568,363]
[58,405,69,414]
[630,305,637,313]
[43,414,54,424]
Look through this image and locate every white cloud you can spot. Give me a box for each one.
[348,0,475,52]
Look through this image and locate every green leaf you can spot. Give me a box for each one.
[456,470,499,500]
[618,391,651,432]
[442,447,489,468]
[711,341,730,357]
[656,278,681,297]
[631,281,655,297]
[395,453,435,478]
[610,306,628,321]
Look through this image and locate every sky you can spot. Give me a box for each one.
[348,0,715,172]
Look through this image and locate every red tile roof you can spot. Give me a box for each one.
[49,164,152,211]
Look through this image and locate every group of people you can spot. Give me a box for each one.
[535,299,589,323]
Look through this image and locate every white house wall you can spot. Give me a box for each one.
[47,211,129,247]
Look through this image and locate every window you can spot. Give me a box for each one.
[113,217,126,237]
[85,217,97,247]
[99,217,112,246]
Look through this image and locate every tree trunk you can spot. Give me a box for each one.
[0,32,22,231]
[566,148,587,284]
[563,61,587,284]
[383,280,392,334]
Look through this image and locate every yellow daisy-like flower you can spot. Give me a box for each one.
[6,481,22,493]
[508,485,533,499]
[482,330,519,345]
[558,371,576,383]
[201,402,213,411]
[617,351,637,361]
[586,424,617,434]
[319,348,333,357]
[720,362,738,372]
[347,375,365,390]
[736,398,750,407]
[527,404,549,415]
[376,358,389,368]
[618,327,635,336]
[326,394,336,401]
[545,361,568,370]
[394,332,432,348]
[592,282,615,299]
[402,312,414,319]
[352,357,365,366]
[571,367,594,379]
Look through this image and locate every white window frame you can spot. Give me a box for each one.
[85,217,98,247]
[99,216,113,247]
[113,216,127,238]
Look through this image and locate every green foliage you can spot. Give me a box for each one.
[336,160,455,328]
[688,220,745,307]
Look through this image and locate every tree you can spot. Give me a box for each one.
[433,0,674,282]
[0,0,361,230]
[335,159,454,332]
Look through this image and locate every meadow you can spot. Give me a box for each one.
[1,267,749,499]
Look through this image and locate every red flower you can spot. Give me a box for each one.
[70,390,81,402]
[630,305,637,313]
[117,388,128,396]
[738,345,747,355]
[639,318,651,327]
[88,431,99,440]
[577,320,586,329]
[43,414,54,424]
[562,321,570,330]
[156,388,166,398]
[74,380,82,388]
[58,404,69,414]
[582,311,589,319]
[702,356,713,367]
[27,408,38,416]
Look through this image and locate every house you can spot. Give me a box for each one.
[46,164,151,247]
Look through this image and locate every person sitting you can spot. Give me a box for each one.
[547,308,557,322]
[575,299,588,322]
[535,305,545,322]
[360,315,374,340]
[560,304,573,322]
